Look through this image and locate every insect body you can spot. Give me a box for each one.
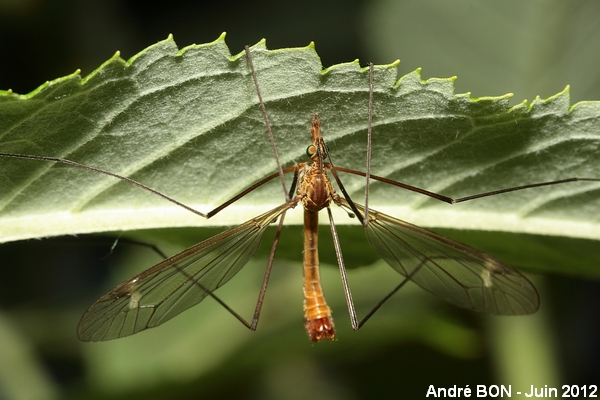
[297,118,339,341]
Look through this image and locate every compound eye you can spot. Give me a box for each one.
[306,144,317,158]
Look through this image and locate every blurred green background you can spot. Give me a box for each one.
[1,0,599,399]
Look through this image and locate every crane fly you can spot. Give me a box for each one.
[1,46,598,342]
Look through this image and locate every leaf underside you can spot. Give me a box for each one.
[0,33,598,264]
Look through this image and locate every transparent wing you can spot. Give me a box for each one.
[78,203,292,341]
[341,201,539,315]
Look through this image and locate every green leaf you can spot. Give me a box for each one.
[1,34,599,277]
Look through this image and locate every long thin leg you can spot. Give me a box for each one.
[334,166,600,205]
[0,153,212,218]
[101,235,169,260]
[0,152,298,220]
[327,206,426,330]
[326,160,365,225]
[356,257,430,329]
[451,178,600,203]
[363,62,374,227]
[244,45,289,202]
[206,165,297,218]
[327,207,359,330]
[321,63,375,226]
[160,209,288,331]
[357,277,410,329]
[249,210,287,329]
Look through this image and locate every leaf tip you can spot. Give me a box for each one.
[244,38,268,53]
[528,86,572,116]
[257,37,268,48]
[559,85,570,96]
[322,59,362,75]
